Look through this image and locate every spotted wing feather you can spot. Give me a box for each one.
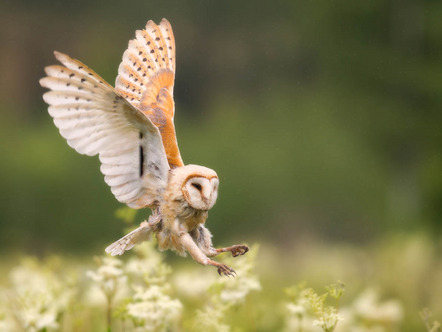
[40,51,169,209]
[116,19,183,168]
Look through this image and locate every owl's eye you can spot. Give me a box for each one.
[192,183,202,191]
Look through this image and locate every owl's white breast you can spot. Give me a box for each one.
[159,165,216,233]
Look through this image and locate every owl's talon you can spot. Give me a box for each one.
[231,245,249,257]
[217,264,236,277]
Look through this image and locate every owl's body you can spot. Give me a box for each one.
[40,19,248,276]
[154,165,215,257]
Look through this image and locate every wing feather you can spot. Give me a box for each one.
[40,51,169,208]
[115,19,184,169]
[105,221,153,256]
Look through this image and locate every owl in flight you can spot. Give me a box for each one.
[40,19,248,276]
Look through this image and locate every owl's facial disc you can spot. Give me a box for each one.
[183,176,219,211]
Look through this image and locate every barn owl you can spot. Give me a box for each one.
[39,19,248,276]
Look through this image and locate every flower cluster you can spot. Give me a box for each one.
[285,282,344,332]
[87,256,128,303]
[335,288,403,332]
[193,304,231,332]
[213,243,262,306]
[1,231,438,331]
[122,242,182,332]
[126,284,182,332]
[3,257,75,331]
[85,240,183,332]
[421,308,441,332]
[192,244,261,332]
[284,282,407,332]
[350,288,403,326]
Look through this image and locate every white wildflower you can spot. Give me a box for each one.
[219,275,261,304]
[214,244,261,305]
[287,302,306,316]
[5,257,74,332]
[87,255,128,330]
[285,283,345,332]
[172,269,216,298]
[353,289,403,323]
[87,256,125,281]
[125,241,171,285]
[285,282,310,326]
[192,244,261,332]
[193,304,231,332]
[285,300,316,332]
[18,307,59,331]
[312,308,343,332]
[86,256,127,301]
[335,288,403,332]
[126,284,182,331]
[119,241,182,331]
[0,308,15,332]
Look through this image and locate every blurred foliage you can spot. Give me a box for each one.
[0,0,441,254]
[0,234,441,331]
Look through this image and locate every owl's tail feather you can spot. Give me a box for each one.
[105,221,152,256]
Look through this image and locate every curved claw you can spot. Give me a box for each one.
[231,245,249,257]
[217,263,236,277]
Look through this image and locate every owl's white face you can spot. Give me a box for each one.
[182,175,219,211]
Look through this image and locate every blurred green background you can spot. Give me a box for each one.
[0,0,441,255]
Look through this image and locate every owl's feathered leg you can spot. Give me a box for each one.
[190,225,249,258]
[179,232,236,277]
[213,245,249,257]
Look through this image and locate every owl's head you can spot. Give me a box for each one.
[172,165,219,211]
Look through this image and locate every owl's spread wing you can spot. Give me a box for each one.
[40,51,169,209]
[115,19,184,169]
